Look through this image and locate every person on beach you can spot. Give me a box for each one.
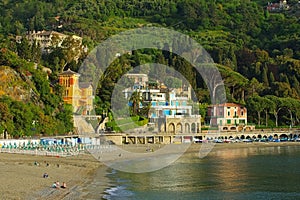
[52,182,58,188]
[61,182,67,189]
[43,173,48,178]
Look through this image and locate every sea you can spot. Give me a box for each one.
[82,144,300,200]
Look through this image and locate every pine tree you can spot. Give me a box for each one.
[269,72,275,86]
[262,66,269,87]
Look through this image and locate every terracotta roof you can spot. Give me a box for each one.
[59,68,80,76]
[209,103,244,107]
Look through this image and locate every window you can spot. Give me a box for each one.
[228,111,230,116]
[65,90,69,96]
[227,119,231,124]
[241,111,244,116]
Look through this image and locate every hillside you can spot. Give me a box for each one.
[0,0,300,132]
[0,49,73,138]
[0,66,32,101]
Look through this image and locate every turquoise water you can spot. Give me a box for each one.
[100,145,300,200]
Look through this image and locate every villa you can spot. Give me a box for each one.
[16,30,83,53]
[58,69,94,115]
[207,103,254,131]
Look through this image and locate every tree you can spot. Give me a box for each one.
[31,41,41,63]
[263,97,274,127]
[266,95,283,127]
[129,91,142,116]
[269,72,275,86]
[16,38,31,60]
[247,77,264,97]
[199,103,208,124]
[272,82,293,97]
[282,97,300,127]
[219,65,248,102]
[0,100,14,134]
[246,95,266,126]
[261,66,269,87]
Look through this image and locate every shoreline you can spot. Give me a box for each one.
[1,142,300,199]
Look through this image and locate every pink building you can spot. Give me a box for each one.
[208,103,253,131]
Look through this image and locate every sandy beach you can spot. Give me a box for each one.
[1,142,300,199]
[0,152,103,200]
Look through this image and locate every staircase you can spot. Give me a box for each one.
[73,115,96,135]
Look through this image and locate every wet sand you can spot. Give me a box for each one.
[1,142,300,199]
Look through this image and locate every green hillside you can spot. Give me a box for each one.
[0,0,300,134]
[0,49,73,137]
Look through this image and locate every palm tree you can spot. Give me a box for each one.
[130,91,142,116]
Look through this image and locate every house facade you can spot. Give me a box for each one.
[58,69,94,115]
[207,103,254,131]
[17,30,83,53]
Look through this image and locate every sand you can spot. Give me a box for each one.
[1,142,300,200]
[0,153,103,200]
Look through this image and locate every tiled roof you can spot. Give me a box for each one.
[59,68,80,76]
[209,103,245,107]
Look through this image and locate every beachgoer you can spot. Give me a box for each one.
[52,182,57,188]
[43,173,48,178]
[61,182,67,189]
[56,181,60,188]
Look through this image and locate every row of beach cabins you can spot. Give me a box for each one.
[0,138,87,157]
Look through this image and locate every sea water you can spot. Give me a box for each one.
[93,145,300,200]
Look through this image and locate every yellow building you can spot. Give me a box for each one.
[58,69,94,115]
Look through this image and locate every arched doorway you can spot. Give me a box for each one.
[191,123,196,133]
[258,134,262,139]
[280,134,288,141]
[185,123,190,133]
[176,123,183,134]
[168,123,175,134]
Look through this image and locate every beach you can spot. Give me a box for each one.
[0,152,104,200]
[1,142,300,199]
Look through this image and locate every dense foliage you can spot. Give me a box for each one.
[0,0,300,131]
[0,49,73,137]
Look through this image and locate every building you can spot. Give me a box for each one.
[157,115,201,134]
[266,1,289,11]
[123,73,194,119]
[207,103,254,131]
[16,30,83,53]
[122,73,201,133]
[58,69,94,115]
[125,73,148,88]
